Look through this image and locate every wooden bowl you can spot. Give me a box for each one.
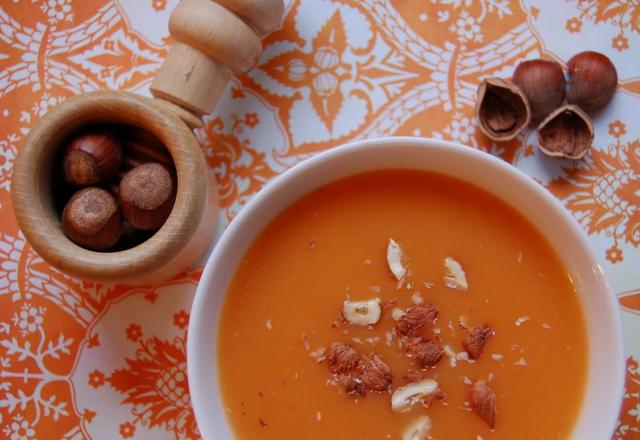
[11,91,219,284]
[11,0,284,284]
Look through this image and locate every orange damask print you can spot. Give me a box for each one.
[119,421,136,438]
[88,370,105,389]
[263,10,349,133]
[0,1,639,439]
[243,0,539,157]
[0,2,166,102]
[199,114,278,217]
[126,323,143,342]
[565,0,640,52]
[152,0,168,12]
[614,356,640,438]
[1,302,78,439]
[107,324,198,439]
[547,120,640,265]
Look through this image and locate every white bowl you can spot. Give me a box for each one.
[188,137,624,439]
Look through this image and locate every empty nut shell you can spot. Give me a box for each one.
[537,104,594,160]
[512,59,566,123]
[476,78,531,141]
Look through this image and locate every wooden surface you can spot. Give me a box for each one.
[151,42,231,116]
[151,0,284,117]
[11,91,216,284]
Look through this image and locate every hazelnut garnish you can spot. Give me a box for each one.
[119,162,176,230]
[62,187,123,250]
[476,77,530,141]
[63,131,122,187]
[537,104,594,160]
[512,59,566,123]
[567,51,617,111]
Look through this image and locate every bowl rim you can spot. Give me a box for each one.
[11,90,208,283]
[188,136,625,439]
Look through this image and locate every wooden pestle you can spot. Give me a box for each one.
[151,0,284,119]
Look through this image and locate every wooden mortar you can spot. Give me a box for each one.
[11,0,284,284]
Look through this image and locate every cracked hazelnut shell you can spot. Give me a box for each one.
[63,131,122,187]
[537,104,594,160]
[512,59,566,123]
[62,187,123,250]
[567,51,617,111]
[119,162,176,230]
[476,77,531,141]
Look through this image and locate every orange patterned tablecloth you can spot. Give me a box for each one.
[1,0,639,438]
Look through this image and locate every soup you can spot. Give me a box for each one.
[218,170,588,439]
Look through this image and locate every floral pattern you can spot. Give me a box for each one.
[108,323,197,438]
[547,120,640,264]
[565,0,639,53]
[615,356,640,438]
[0,0,638,438]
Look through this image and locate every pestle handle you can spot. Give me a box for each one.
[151,0,284,120]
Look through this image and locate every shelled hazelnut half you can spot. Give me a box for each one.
[63,131,122,187]
[537,104,594,160]
[119,162,176,230]
[62,187,123,250]
[476,78,530,141]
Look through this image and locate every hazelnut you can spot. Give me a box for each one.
[476,77,531,141]
[567,51,617,111]
[471,381,497,429]
[512,59,566,123]
[63,131,122,186]
[537,104,594,160]
[62,187,123,250]
[119,162,176,230]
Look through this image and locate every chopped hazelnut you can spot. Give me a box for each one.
[471,381,497,429]
[342,298,381,326]
[404,337,444,369]
[326,343,361,376]
[340,375,366,396]
[360,353,392,392]
[463,325,495,359]
[391,379,440,413]
[396,304,438,337]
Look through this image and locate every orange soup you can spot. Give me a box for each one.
[218,170,588,439]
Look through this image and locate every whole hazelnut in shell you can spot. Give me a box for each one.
[567,51,617,111]
[119,162,176,230]
[62,187,123,250]
[512,59,566,123]
[63,131,122,187]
